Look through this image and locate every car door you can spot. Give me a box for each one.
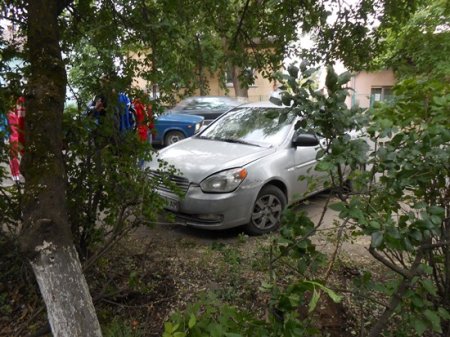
[286,132,327,202]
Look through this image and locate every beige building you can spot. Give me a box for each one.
[134,70,275,103]
[346,69,396,108]
[131,51,276,103]
[203,71,276,103]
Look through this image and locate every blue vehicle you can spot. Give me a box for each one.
[153,113,204,146]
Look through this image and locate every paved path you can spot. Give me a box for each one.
[134,190,372,262]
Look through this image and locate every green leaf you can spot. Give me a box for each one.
[315,160,334,172]
[337,71,351,85]
[269,96,282,106]
[325,66,338,91]
[288,293,300,306]
[287,78,297,90]
[308,288,321,313]
[164,322,175,333]
[300,61,307,72]
[428,206,445,218]
[368,221,381,230]
[304,67,317,78]
[304,281,342,303]
[260,281,273,291]
[414,319,428,335]
[279,113,288,124]
[188,314,196,329]
[210,322,225,337]
[421,279,437,296]
[438,307,450,320]
[430,215,442,225]
[321,287,342,303]
[329,202,346,212]
[371,231,384,248]
[287,65,299,78]
[410,230,423,242]
[281,93,293,106]
[295,119,307,130]
[403,237,413,251]
[411,296,424,308]
[424,309,442,333]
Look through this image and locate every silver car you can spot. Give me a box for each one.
[147,101,329,234]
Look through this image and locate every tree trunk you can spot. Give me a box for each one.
[195,34,207,95]
[31,243,102,336]
[20,1,102,336]
[231,65,249,99]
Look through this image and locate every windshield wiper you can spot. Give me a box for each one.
[196,135,214,140]
[213,137,262,147]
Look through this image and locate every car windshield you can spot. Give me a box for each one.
[197,106,295,147]
[172,97,239,112]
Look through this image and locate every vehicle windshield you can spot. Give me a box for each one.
[172,97,239,112]
[197,106,295,147]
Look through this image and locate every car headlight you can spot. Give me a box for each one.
[195,122,202,133]
[200,168,248,193]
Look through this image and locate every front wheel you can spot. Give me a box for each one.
[164,130,185,146]
[244,185,287,235]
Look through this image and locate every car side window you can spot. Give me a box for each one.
[183,100,202,110]
[206,98,227,109]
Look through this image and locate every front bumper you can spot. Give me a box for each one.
[158,184,259,230]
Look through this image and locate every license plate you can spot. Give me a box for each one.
[163,196,179,211]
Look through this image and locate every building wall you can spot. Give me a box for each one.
[133,68,275,103]
[200,70,275,103]
[346,69,396,108]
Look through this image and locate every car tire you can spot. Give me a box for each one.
[244,185,287,235]
[164,131,185,146]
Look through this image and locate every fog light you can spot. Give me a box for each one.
[197,214,223,222]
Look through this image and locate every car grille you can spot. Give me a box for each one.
[148,170,190,194]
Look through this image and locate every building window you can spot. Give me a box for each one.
[225,67,234,87]
[370,86,393,106]
[225,66,256,88]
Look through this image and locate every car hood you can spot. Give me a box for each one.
[148,138,275,183]
[156,113,204,123]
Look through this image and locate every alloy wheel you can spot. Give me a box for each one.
[251,194,283,230]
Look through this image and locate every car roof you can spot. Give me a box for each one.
[180,96,240,103]
[234,101,288,109]
[172,96,242,111]
[184,95,238,99]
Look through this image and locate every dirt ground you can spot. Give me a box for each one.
[112,190,377,336]
[1,191,379,337]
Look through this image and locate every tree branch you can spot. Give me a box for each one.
[369,247,410,278]
[367,250,424,337]
[231,0,251,50]
[323,218,349,283]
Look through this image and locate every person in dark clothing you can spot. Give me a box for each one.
[86,94,107,125]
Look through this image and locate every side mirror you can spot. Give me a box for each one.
[292,133,319,147]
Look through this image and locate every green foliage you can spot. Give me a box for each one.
[299,0,421,70]
[277,209,326,274]
[103,318,142,337]
[274,62,370,200]
[267,58,449,336]
[361,76,449,334]
[62,104,171,259]
[164,293,269,337]
[376,0,450,81]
